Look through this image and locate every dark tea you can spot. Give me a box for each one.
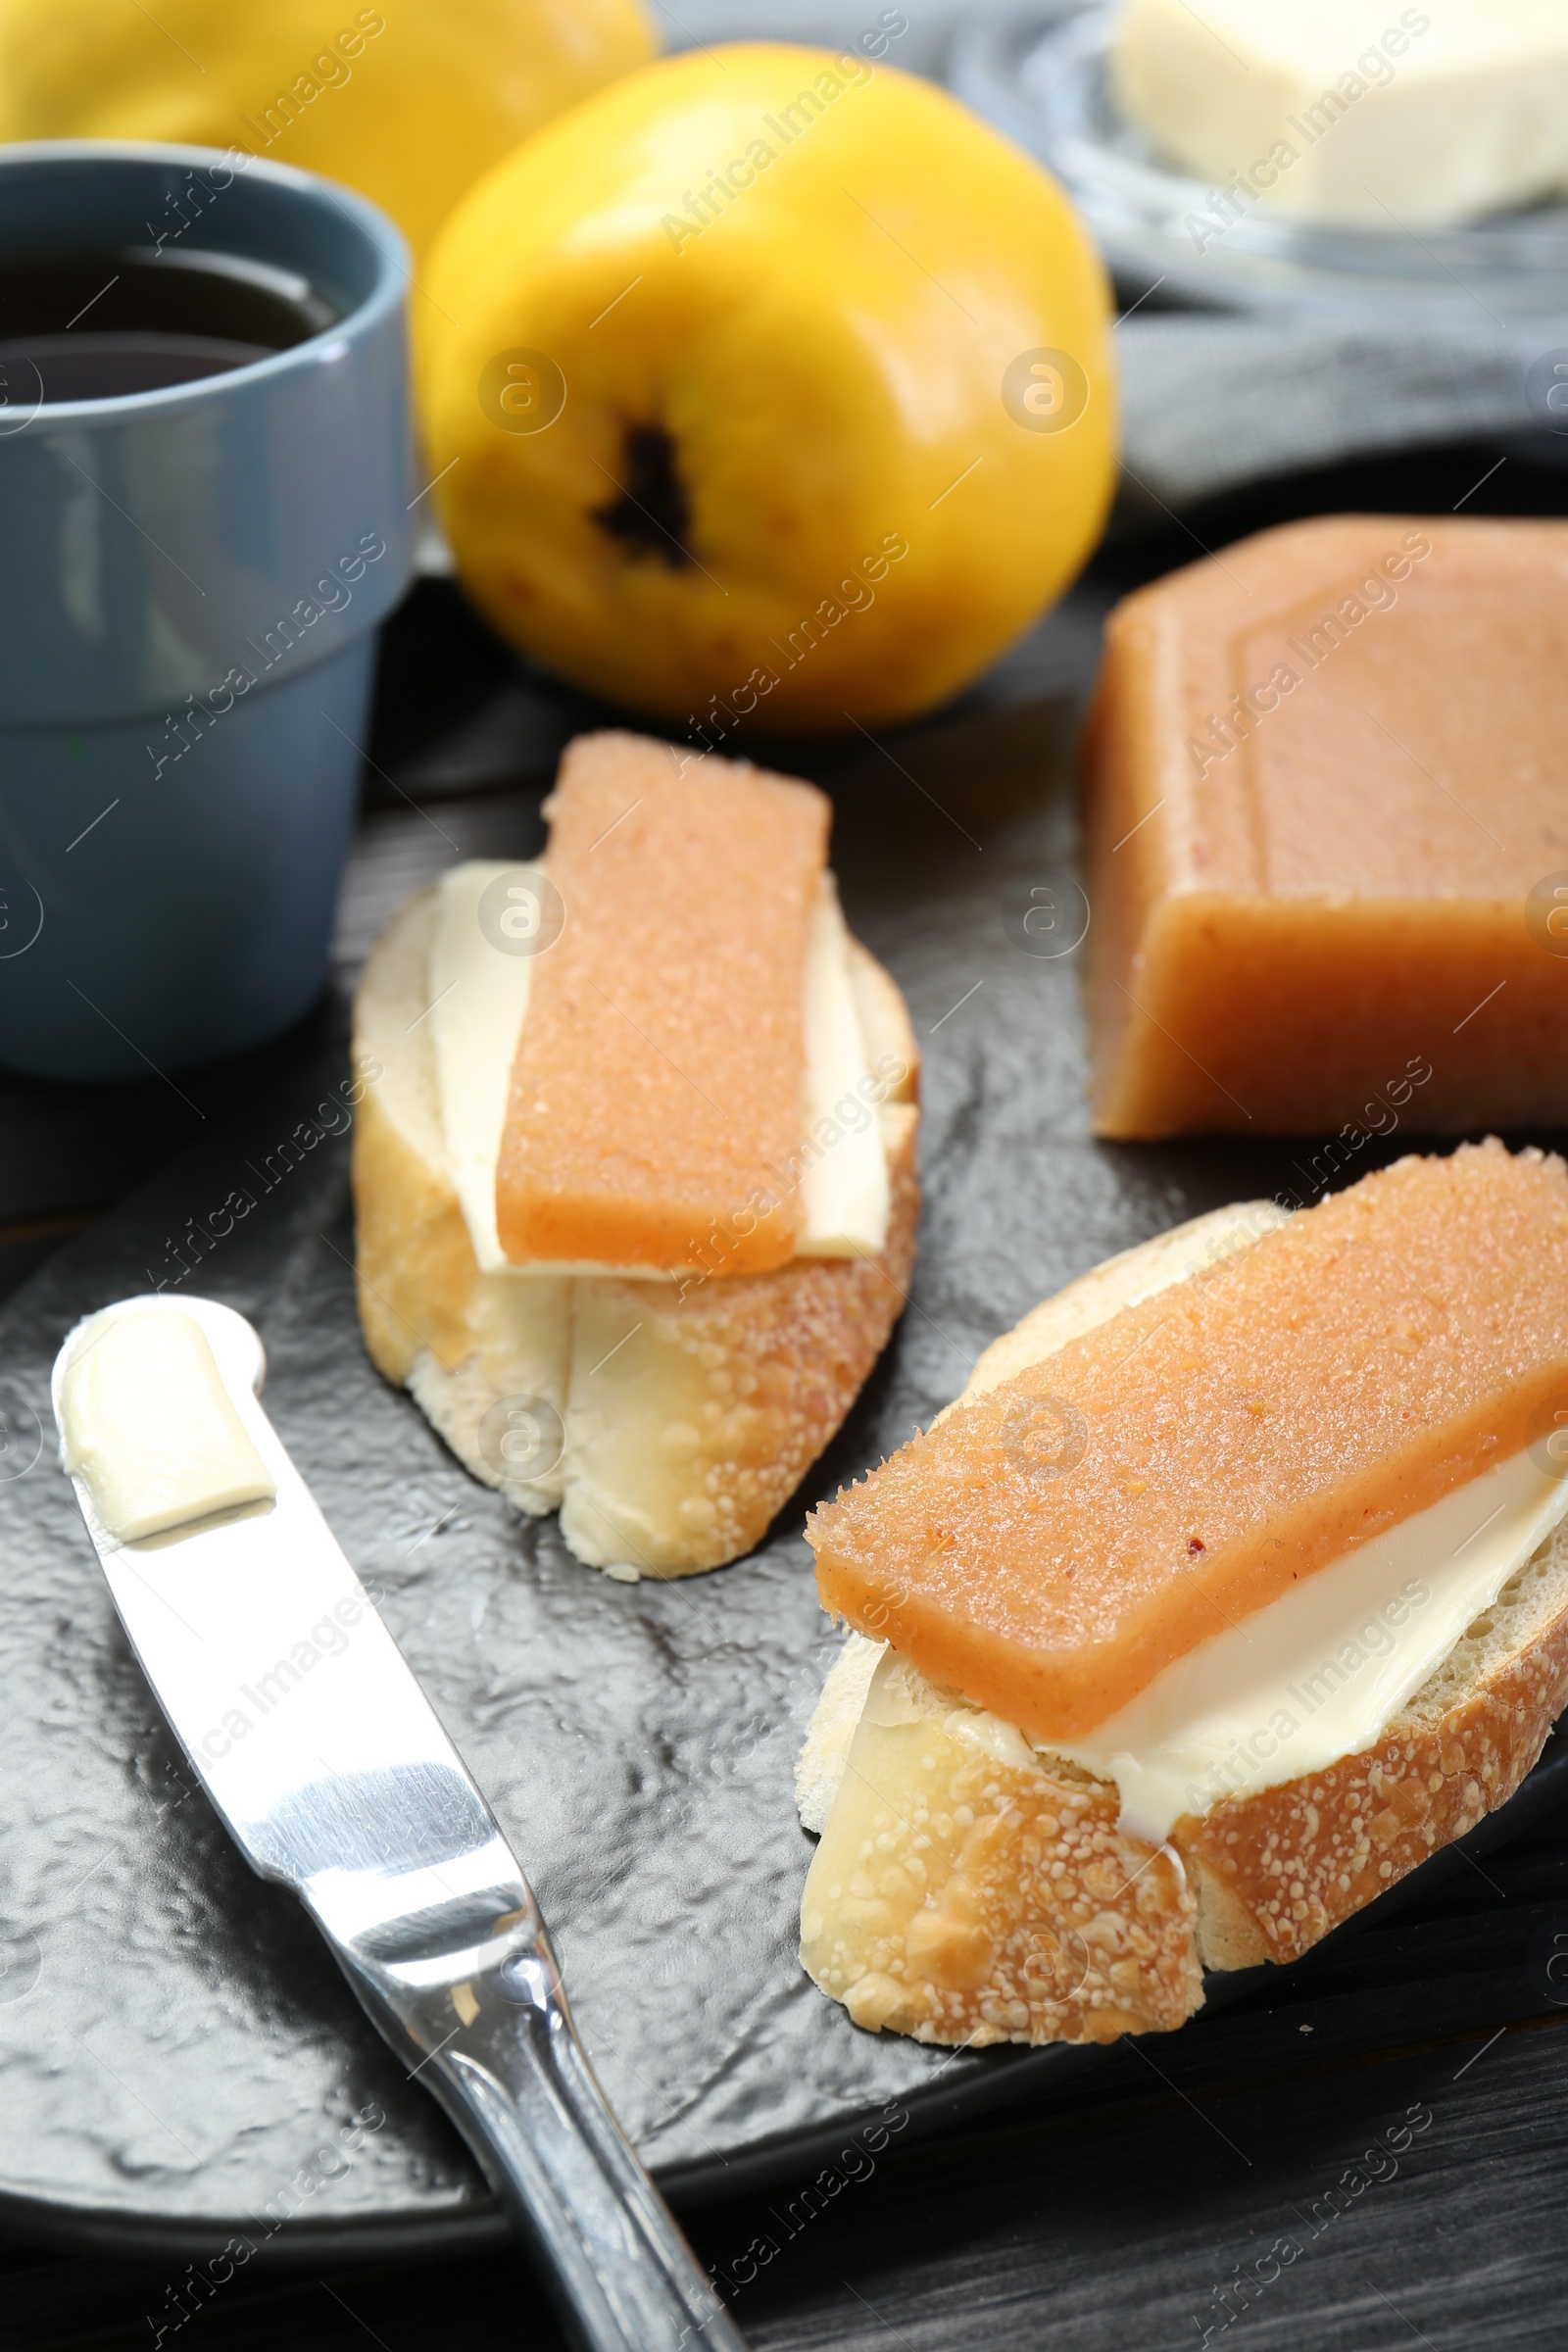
[0,243,340,404]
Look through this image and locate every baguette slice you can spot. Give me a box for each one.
[351,882,919,1579]
[798,1200,1568,2044]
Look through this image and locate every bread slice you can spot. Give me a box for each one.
[798,1203,1568,2043]
[351,882,920,1579]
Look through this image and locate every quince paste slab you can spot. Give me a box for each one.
[1083,514,1568,1138]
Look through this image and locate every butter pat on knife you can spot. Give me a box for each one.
[59,1307,275,1542]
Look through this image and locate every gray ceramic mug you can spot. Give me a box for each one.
[0,141,414,1083]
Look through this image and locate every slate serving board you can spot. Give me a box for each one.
[1,695,1562,2262]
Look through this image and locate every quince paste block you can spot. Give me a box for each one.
[808,1142,1568,1742]
[497,732,829,1273]
[1082,514,1568,1139]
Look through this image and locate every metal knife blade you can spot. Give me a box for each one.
[53,1295,745,2352]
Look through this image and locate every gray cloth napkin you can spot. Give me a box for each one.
[1115,313,1568,509]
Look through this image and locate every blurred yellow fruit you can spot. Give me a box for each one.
[417,41,1117,734]
[0,0,658,261]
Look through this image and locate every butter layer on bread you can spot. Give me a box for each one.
[798,1195,1568,2043]
[809,1142,1568,1740]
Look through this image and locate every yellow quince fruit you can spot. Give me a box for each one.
[0,0,658,262]
[416,41,1117,734]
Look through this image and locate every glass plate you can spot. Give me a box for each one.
[951,0,1568,323]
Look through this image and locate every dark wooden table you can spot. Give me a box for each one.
[5,438,1568,2350]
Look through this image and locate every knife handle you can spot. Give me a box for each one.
[339,1922,748,2352]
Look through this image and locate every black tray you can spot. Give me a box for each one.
[2,580,1564,2265]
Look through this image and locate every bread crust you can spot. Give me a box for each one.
[800,1205,1568,2041]
[351,883,920,1578]
[1179,1536,1568,1968]
[559,1125,918,1573]
[352,1039,478,1391]
[800,1650,1200,2047]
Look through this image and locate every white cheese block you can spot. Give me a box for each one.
[429,860,892,1279]
[1112,0,1568,227]
[59,1308,275,1542]
[1056,1446,1568,1840]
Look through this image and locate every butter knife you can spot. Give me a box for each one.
[53,1295,744,2352]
